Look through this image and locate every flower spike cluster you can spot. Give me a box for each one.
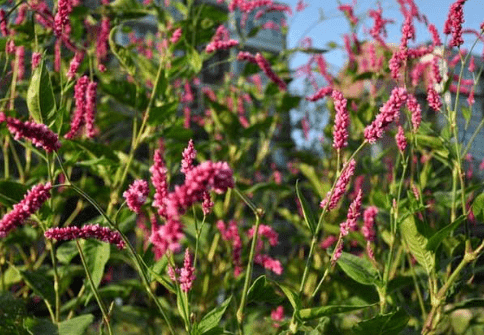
[331,89,349,150]
[65,76,98,139]
[444,0,467,48]
[168,249,196,292]
[45,224,125,249]
[0,183,52,238]
[205,25,239,53]
[0,113,61,152]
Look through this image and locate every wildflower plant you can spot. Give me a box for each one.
[1,0,484,334]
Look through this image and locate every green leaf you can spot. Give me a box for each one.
[0,293,27,334]
[197,296,232,334]
[462,106,472,123]
[400,215,435,275]
[295,180,317,234]
[277,283,301,312]
[148,101,178,126]
[0,181,28,206]
[190,48,203,73]
[58,314,94,335]
[337,252,381,287]
[23,318,59,335]
[109,26,137,75]
[17,268,55,305]
[472,193,484,222]
[299,303,375,321]
[352,309,409,335]
[27,59,56,125]
[81,239,110,293]
[426,215,466,252]
[247,275,283,304]
[445,298,484,313]
[56,241,79,264]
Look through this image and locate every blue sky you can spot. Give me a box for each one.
[281,0,484,149]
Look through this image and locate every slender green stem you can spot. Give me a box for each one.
[76,240,113,335]
[236,210,262,334]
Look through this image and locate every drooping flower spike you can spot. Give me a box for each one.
[45,224,125,249]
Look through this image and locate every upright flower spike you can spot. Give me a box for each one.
[331,89,349,150]
[396,126,407,152]
[67,51,84,80]
[181,139,196,175]
[179,248,196,292]
[0,113,61,152]
[45,224,125,249]
[254,52,287,91]
[65,75,89,139]
[150,145,169,218]
[54,0,72,37]
[306,86,333,102]
[170,28,182,44]
[32,52,42,70]
[427,86,442,111]
[320,159,356,211]
[84,81,97,138]
[364,87,408,144]
[0,183,52,238]
[123,180,149,214]
[407,94,422,132]
[444,0,467,48]
[217,220,243,276]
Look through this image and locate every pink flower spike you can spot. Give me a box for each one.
[1,113,61,152]
[427,86,442,111]
[362,206,378,242]
[179,248,196,292]
[306,87,333,102]
[123,179,149,214]
[170,28,182,44]
[254,53,286,91]
[407,93,422,132]
[150,218,184,259]
[150,145,169,218]
[346,188,362,232]
[396,126,407,152]
[320,159,356,211]
[32,52,42,70]
[45,224,125,249]
[67,51,84,80]
[84,81,97,138]
[364,87,408,144]
[331,89,349,150]
[254,254,283,275]
[181,139,197,175]
[65,75,89,139]
[248,224,279,246]
[469,56,476,72]
[271,306,284,322]
[0,183,52,238]
[202,191,213,215]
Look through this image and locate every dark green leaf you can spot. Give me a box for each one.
[27,60,56,125]
[23,318,58,335]
[247,275,283,304]
[299,304,375,321]
[0,181,28,206]
[337,252,381,287]
[295,180,317,234]
[197,296,232,334]
[400,215,435,275]
[445,298,484,313]
[426,215,466,251]
[247,26,261,38]
[148,101,178,126]
[18,268,55,305]
[352,309,409,335]
[0,293,27,334]
[58,314,94,335]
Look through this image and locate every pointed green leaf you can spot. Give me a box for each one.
[277,283,301,312]
[23,318,58,335]
[295,180,317,234]
[0,181,28,206]
[445,298,484,313]
[56,241,79,264]
[197,296,232,334]
[81,239,110,292]
[299,303,375,321]
[400,215,435,275]
[337,252,381,287]
[27,59,56,125]
[426,215,466,252]
[58,314,94,335]
[352,309,409,335]
[247,275,283,304]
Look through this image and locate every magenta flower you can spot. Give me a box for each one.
[0,113,61,152]
[407,94,421,132]
[0,9,9,37]
[395,126,407,152]
[427,86,442,111]
[218,220,243,277]
[296,0,308,12]
[150,146,169,218]
[248,224,279,246]
[254,254,282,275]
[170,28,182,44]
[320,235,338,249]
[444,0,467,48]
[96,17,110,62]
[181,139,197,175]
[0,183,52,238]
[84,81,97,138]
[306,86,333,102]
[205,39,239,53]
[362,206,378,242]
[65,76,89,139]
[255,52,287,91]
[67,51,84,80]
[428,24,442,46]
[45,224,125,249]
[123,180,149,214]
[179,248,196,292]
[32,52,42,70]
[364,87,408,144]
[237,51,257,64]
[468,56,476,72]
[271,306,284,322]
[54,0,72,37]
[320,159,356,211]
[150,218,184,259]
[338,4,358,26]
[15,46,25,82]
[202,191,213,215]
[331,89,349,150]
